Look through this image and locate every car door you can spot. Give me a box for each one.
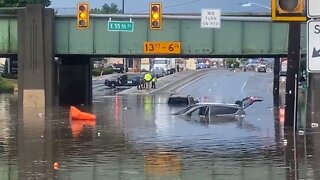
[186,105,210,123]
[118,75,128,85]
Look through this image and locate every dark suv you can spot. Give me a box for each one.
[167,94,198,106]
[105,73,141,88]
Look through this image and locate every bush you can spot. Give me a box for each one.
[2,73,17,79]
[0,77,14,93]
[92,67,113,76]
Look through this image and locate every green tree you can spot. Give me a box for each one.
[0,0,51,7]
[90,3,121,14]
[225,58,240,68]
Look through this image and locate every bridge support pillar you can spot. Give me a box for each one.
[17,5,56,108]
[273,57,280,109]
[306,73,320,128]
[58,56,92,106]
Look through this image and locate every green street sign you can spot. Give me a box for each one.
[108,21,134,32]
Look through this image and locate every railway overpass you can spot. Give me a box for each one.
[0,5,307,107]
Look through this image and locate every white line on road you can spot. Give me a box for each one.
[175,75,205,92]
[240,81,247,92]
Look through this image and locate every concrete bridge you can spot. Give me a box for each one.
[0,5,307,107]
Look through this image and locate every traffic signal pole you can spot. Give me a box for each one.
[284,22,301,127]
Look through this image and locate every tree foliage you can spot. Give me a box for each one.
[90,3,121,14]
[0,0,51,7]
[225,58,240,68]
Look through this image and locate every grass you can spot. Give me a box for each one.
[1,77,16,92]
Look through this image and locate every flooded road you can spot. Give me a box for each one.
[0,70,317,180]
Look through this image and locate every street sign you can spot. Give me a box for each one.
[201,9,221,28]
[307,20,320,72]
[308,0,320,18]
[108,21,134,32]
[144,41,181,54]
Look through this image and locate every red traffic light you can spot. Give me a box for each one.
[152,5,158,12]
[278,0,298,11]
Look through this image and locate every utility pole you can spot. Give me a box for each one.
[284,22,301,127]
[122,0,127,72]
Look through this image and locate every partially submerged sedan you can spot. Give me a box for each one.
[173,96,263,123]
[167,94,198,106]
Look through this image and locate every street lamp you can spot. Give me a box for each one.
[240,2,271,10]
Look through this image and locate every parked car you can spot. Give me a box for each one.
[105,73,142,88]
[257,66,266,73]
[108,64,128,73]
[151,67,166,78]
[167,94,198,106]
[173,96,263,123]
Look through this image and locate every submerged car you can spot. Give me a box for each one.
[173,96,263,123]
[167,94,198,106]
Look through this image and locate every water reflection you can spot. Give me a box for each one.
[0,91,318,180]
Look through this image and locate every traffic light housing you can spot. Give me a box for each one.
[272,0,306,21]
[77,2,90,29]
[149,2,162,30]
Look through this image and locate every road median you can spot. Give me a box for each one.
[117,68,220,95]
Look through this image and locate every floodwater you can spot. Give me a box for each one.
[0,71,317,180]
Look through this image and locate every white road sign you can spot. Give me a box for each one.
[307,20,320,72]
[308,0,320,18]
[201,9,221,28]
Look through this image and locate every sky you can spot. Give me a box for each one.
[50,0,271,14]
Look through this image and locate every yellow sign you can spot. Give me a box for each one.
[144,41,181,54]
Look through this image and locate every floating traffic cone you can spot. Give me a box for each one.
[69,106,96,121]
[71,120,96,138]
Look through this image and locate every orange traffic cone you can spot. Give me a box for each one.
[71,120,96,138]
[69,106,96,121]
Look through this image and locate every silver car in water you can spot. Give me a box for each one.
[173,96,263,123]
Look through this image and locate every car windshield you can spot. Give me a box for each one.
[168,97,189,105]
[127,74,140,79]
[174,104,201,115]
[154,60,167,64]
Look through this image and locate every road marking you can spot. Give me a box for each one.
[240,81,247,92]
[175,75,205,92]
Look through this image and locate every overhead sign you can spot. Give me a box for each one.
[201,9,221,28]
[308,0,320,18]
[307,20,320,72]
[144,41,181,54]
[108,21,134,32]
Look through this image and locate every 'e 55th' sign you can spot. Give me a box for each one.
[201,9,221,29]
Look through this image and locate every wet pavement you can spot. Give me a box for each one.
[0,69,317,180]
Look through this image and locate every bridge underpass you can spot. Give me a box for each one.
[0,5,312,125]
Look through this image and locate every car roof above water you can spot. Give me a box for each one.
[193,102,241,109]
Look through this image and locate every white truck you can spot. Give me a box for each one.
[153,58,177,75]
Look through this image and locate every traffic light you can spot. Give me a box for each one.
[272,0,306,21]
[149,2,162,30]
[77,2,90,29]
